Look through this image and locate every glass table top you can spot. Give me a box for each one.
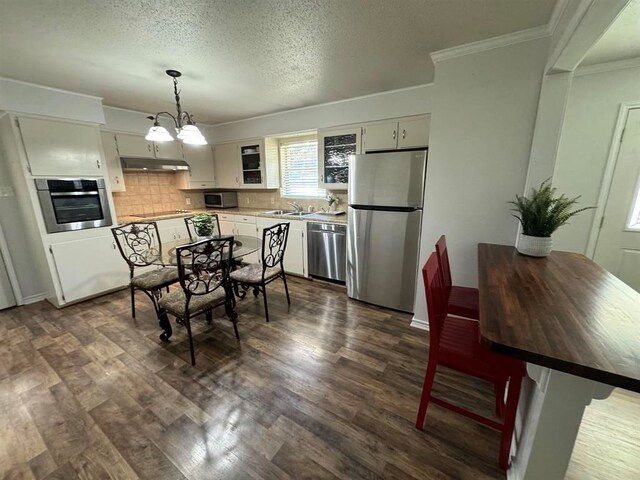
[155,235,261,266]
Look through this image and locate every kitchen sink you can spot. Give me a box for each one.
[284,212,313,216]
[262,210,294,215]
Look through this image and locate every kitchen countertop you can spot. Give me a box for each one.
[117,207,348,225]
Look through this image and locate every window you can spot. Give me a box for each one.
[627,173,640,230]
[279,136,326,198]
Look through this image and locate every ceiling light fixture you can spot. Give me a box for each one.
[146,69,207,145]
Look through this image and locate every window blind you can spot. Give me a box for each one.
[279,136,325,198]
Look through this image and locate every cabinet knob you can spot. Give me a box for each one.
[392,130,397,140]
[402,129,406,139]
[148,144,152,152]
[112,243,117,249]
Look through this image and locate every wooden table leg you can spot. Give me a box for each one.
[510,365,614,479]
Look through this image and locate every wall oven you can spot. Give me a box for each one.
[35,178,112,233]
[204,191,238,209]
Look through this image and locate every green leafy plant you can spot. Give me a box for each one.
[192,213,214,236]
[326,193,340,207]
[509,179,593,237]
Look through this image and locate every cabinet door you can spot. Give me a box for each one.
[213,143,240,188]
[154,141,183,160]
[101,132,125,192]
[18,117,103,176]
[219,220,235,236]
[284,228,305,276]
[50,235,129,303]
[397,117,430,149]
[238,140,265,188]
[115,134,154,158]
[235,221,259,264]
[183,144,215,188]
[318,128,361,190]
[362,121,399,152]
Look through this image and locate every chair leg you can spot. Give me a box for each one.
[224,297,240,340]
[262,285,270,322]
[205,310,212,324]
[282,273,291,306]
[499,375,523,470]
[184,315,196,366]
[130,284,136,319]
[416,355,438,430]
[495,380,506,418]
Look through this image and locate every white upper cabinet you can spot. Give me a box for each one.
[178,144,215,189]
[114,134,184,160]
[238,138,280,189]
[214,142,240,188]
[362,122,398,152]
[17,117,103,176]
[101,132,125,192]
[362,116,430,152]
[397,117,431,149]
[154,141,183,160]
[114,133,154,157]
[318,127,361,190]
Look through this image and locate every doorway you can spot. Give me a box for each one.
[593,107,640,293]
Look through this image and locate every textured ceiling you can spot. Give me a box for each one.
[580,0,640,66]
[0,0,556,124]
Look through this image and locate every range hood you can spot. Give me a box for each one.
[120,157,190,171]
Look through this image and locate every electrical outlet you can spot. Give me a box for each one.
[270,198,275,205]
[246,197,250,205]
[185,197,191,205]
[0,186,15,198]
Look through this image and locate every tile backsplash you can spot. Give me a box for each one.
[237,189,348,212]
[112,172,204,216]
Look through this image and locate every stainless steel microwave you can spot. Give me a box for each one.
[35,178,113,233]
[204,191,238,209]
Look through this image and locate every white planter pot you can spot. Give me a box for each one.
[517,233,552,257]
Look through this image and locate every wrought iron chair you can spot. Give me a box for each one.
[111,222,179,332]
[158,237,239,366]
[230,222,290,322]
[184,214,221,241]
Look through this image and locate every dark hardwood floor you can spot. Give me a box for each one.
[1,277,638,479]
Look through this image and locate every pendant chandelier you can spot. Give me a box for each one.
[145,69,207,145]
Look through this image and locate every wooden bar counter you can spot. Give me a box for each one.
[477,243,640,479]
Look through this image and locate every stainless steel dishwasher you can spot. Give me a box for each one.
[307,222,346,283]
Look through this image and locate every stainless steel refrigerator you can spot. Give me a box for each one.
[347,150,427,312]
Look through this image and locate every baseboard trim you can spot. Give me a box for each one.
[21,293,46,305]
[410,316,429,331]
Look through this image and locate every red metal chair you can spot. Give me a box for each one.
[436,235,479,320]
[416,252,525,470]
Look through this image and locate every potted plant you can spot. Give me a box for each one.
[326,193,340,212]
[509,179,592,257]
[192,213,215,239]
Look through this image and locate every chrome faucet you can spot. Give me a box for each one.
[287,201,302,212]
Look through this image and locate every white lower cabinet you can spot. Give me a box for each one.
[50,234,129,304]
[256,217,306,276]
[155,218,190,243]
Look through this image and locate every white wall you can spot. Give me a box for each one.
[0,77,105,124]
[553,65,640,253]
[208,84,433,143]
[413,37,550,323]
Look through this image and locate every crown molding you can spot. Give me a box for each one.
[575,56,640,76]
[430,25,550,63]
[0,76,104,100]
[431,0,570,64]
[547,0,571,36]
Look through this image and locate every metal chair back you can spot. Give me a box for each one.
[176,236,234,297]
[261,222,290,269]
[111,221,163,269]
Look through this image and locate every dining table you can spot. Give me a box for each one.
[152,234,262,340]
[477,243,640,479]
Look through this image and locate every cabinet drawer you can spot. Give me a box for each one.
[235,215,256,224]
[218,213,235,222]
